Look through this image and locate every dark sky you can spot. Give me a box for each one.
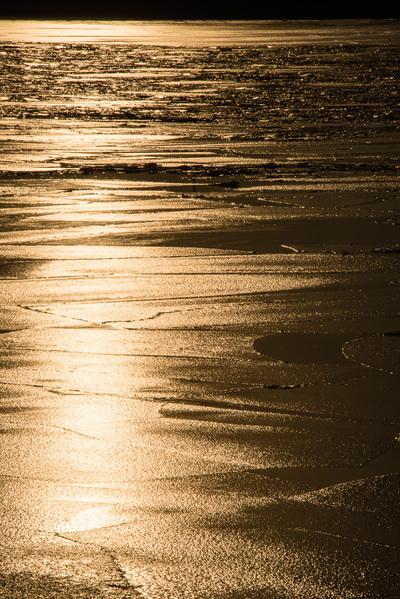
[0,0,398,20]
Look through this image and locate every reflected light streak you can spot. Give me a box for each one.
[0,21,156,44]
[0,20,318,46]
[39,314,171,487]
[58,505,126,533]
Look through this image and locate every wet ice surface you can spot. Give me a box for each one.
[0,20,400,599]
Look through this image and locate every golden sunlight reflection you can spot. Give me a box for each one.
[47,324,134,445]
[0,20,314,46]
[58,505,124,533]
[0,21,158,44]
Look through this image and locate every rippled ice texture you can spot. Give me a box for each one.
[0,19,400,599]
[0,19,399,178]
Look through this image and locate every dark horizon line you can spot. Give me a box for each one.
[1,16,400,20]
[1,8,399,21]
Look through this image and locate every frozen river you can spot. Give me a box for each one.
[0,19,399,599]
